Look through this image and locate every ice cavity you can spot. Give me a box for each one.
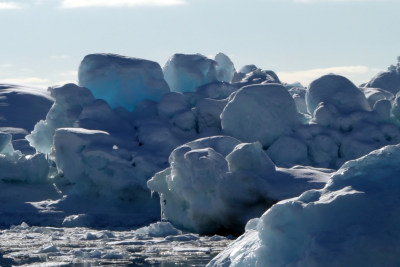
[163,53,235,93]
[78,53,170,111]
[221,83,299,148]
[147,136,331,235]
[208,144,400,266]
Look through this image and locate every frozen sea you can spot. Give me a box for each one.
[0,224,232,266]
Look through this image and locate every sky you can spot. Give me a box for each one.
[0,0,399,88]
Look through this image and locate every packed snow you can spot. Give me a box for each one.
[1,52,400,266]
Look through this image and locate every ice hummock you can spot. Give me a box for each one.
[1,53,400,266]
[208,144,400,266]
[78,53,170,111]
[147,137,331,235]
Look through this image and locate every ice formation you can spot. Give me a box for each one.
[208,144,400,266]
[366,58,400,94]
[78,53,170,111]
[147,137,331,235]
[0,84,53,153]
[306,74,371,115]
[163,53,232,93]
[221,84,299,147]
[1,52,400,266]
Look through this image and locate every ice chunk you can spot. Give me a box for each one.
[360,87,394,108]
[288,86,308,114]
[226,142,275,174]
[234,68,281,88]
[62,214,94,227]
[214,52,235,83]
[79,53,170,111]
[365,59,400,94]
[0,152,49,183]
[0,132,14,155]
[148,137,329,235]
[53,128,148,196]
[209,144,400,266]
[135,221,181,237]
[306,74,371,115]
[38,244,59,253]
[163,53,218,93]
[221,84,299,147]
[26,83,95,154]
[266,136,308,167]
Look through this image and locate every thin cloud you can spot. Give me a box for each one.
[61,0,187,8]
[277,66,381,86]
[1,77,50,88]
[0,2,22,9]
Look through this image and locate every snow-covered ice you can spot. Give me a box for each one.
[148,137,331,235]
[208,144,400,266]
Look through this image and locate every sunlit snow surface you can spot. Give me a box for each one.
[0,223,231,266]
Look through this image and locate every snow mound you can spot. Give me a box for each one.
[148,137,330,235]
[163,53,219,93]
[221,84,299,147]
[366,59,400,95]
[306,74,371,115]
[79,53,170,111]
[208,144,400,266]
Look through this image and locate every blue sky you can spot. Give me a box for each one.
[0,0,399,87]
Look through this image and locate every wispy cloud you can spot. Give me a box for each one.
[277,66,381,86]
[0,2,22,9]
[60,0,186,8]
[0,77,50,88]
